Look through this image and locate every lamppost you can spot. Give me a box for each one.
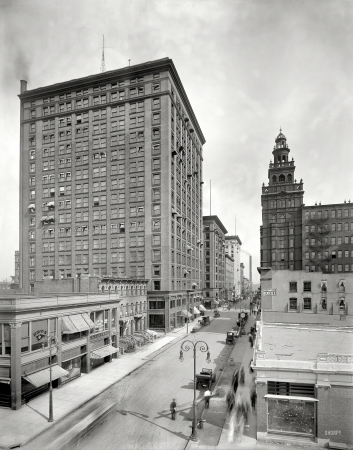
[42,334,59,422]
[179,338,211,441]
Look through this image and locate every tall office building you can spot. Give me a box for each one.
[19,58,205,295]
[260,130,304,270]
[225,235,242,295]
[203,216,227,306]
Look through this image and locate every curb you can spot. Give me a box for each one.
[2,333,188,450]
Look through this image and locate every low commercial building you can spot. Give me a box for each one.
[0,288,148,410]
[259,268,352,317]
[253,312,353,447]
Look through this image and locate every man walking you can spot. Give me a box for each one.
[204,389,211,409]
[170,398,177,420]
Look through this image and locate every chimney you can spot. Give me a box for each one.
[20,80,27,94]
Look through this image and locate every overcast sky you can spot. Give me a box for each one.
[0,0,352,283]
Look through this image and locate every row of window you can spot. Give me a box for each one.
[304,208,353,219]
[34,86,161,117]
[305,249,353,259]
[305,264,353,273]
[305,222,353,232]
[288,297,345,311]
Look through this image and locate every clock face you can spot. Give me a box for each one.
[240,312,245,318]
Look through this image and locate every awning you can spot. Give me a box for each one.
[70,314,91,332]
[41,216,48,221]
[90,345,118,360]
[28,204,35,209]
[23,365,69,387]
[198,304,206,312]
[194,307,200,315]
[47,202,54,207]
[264,394,318,402]
[182,310,193,318]
[82,312,95,328]
[62,314,90,334]
[134,314,143,319]
[0,379,10,385]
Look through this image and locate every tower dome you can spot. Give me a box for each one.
[275,128,286,143]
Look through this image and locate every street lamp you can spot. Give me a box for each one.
[179,338,211,441]
[42,334,59,422]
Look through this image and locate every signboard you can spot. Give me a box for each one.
[263,289,276,296]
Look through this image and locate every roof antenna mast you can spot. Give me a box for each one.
[100,35,106,73]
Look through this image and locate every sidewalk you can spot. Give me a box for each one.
[0,327,188,449]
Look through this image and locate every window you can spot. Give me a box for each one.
[289,298,297,311]
[289,282,297,292]
[303,298,312,310]
[303,281,311,292]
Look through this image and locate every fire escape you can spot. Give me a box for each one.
[308,218,330,273]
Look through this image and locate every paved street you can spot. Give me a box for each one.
[22,307,252,450]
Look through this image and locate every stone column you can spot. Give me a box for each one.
[10,322,22,410]
[316,384,330,447]
[256,380,268,439]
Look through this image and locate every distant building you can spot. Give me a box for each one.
[224,253,234,301]
[260,130,304,270]
[225,235,242,295]
[260,130,353,274]
[203,216,227,307]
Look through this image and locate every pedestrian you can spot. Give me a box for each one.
[233,369,239,393]
[170,398,177,420]
[251,390,257,409]
[204,389,211,409]
[239,367,245,385]
[226,388,235,413]
[249,333,253,347]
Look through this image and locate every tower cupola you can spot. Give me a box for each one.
[272,128,290,163]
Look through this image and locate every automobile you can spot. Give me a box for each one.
[196,368,216,389]
[226,331,236,344]
[199,316,210,326]
[231,326,241,338]
[214,310,220,318]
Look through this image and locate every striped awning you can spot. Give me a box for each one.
[62,314,91,334]
[82,313,95,328]
[23,365,69,387]
[90,345,118,360]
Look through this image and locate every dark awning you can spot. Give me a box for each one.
[90,345,118,360]
[23,365,69,387]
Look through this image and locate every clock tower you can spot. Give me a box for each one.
[260,130,304,270]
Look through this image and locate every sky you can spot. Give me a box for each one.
[0,0,352,283]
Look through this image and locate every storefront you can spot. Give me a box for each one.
[0,293,121,410]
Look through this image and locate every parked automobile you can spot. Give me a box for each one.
[196,368,216,389]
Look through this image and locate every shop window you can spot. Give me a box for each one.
[31,319,48,351]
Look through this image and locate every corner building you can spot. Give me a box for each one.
[18,58,205,318]
[260,130,304,270]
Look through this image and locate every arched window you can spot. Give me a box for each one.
[277,156,281,162]
[282,154,286,161]
[272,175,277,183]
[279,174,285,182]
[287,174,292,183]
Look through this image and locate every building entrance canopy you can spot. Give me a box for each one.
[23,365,69,387]
[182,310,193,318]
